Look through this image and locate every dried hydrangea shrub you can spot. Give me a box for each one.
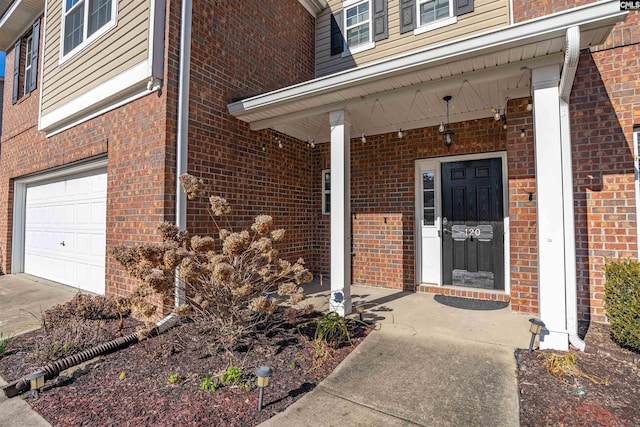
[112,173,312,346]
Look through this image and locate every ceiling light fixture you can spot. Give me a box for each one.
[441,96,454,150]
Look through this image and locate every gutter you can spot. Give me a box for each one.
[174,0,192,306]
[558,26,585,351]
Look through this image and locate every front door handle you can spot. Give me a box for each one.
[442,229,451,235]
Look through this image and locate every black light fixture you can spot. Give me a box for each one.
[440,95,454,150]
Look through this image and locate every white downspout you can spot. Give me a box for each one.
[558,26,585,351]
[174,0,192,307]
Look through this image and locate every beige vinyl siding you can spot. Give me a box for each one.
[316,0,510,77]
[41,0,149,115]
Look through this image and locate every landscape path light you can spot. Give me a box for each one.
[353,301,365,322]
[528,318,545,353]
[255,365,273,411]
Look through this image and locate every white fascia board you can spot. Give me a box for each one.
[228,0,626,119]
[39,60,152,133]
[298,0,327,17]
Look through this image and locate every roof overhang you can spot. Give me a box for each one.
[0,0,44,50]
[298,0,327,17]
[229,0,627,143]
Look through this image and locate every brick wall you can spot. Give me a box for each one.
[511,0,594,23]
[505,98,538,314]
[186,0,316,263]
[513,2,640,321]
[0,5,178,297]
[313,115,522,296]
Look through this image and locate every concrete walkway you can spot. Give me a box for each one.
[260,282,531,426]
[0,274,532,426]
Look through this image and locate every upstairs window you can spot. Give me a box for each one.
[63,0,116,57]
[418,0,452,27]
[24,34,33,95]
[400,0,474,34]
[345,0,372,50]
[330,0,388,57]
[12,18,40,104]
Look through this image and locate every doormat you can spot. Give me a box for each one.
[434,295,509,311]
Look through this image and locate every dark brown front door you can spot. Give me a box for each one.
[441,158,504,290]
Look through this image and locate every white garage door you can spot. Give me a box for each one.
[23,169,107,294]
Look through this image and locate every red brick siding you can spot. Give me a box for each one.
[185,0,316,263]
[514,2,640,321]
[512,0,594,23]
[0,5,179,297]
[313,116,516,294]
[505,99,538,314]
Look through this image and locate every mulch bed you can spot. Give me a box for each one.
[517,321,640,427]
[3,304,640,426]
[0,311,369,426]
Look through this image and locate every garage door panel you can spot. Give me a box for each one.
[24,169,107,294]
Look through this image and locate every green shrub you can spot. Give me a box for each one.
[604,259,640,352]
[199,375,219,392]
[221,366,243,385]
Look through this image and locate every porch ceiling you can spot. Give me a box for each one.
[228,0,627,144]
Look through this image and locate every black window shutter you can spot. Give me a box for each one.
[12,40,20,104]
[399,0,416,34]
[454,0,474,16]
[373,0,388,41]
[29,18,40,93]
[330,11,344,56]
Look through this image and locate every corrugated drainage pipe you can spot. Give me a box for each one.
[2,315,178,398]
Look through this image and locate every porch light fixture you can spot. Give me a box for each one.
[397,128,404,139]
[528,318,545,353]
[440,95,454,150]
[254,365,273,411]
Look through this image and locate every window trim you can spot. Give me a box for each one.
[59,0,118,64]
[322,169,331,215]
[23,33,33,96]
[342,0,375,57]
[414,0,457,35]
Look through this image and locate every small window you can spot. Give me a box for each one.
[62,0,116,58]
[418,0,452,26]
[634,128,640,259]
[322,169,331,214]
[12,19,40,104]
[345,1,371,48]
[23,34,33,96]
[422,172,435,226]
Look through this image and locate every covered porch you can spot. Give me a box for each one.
[228,1,627,350]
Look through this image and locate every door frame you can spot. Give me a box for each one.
[415,151,510,294]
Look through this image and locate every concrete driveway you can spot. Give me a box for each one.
[0,274,80,337]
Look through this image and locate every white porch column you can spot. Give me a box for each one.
[329,110,352,316]
[532,64,569,350]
